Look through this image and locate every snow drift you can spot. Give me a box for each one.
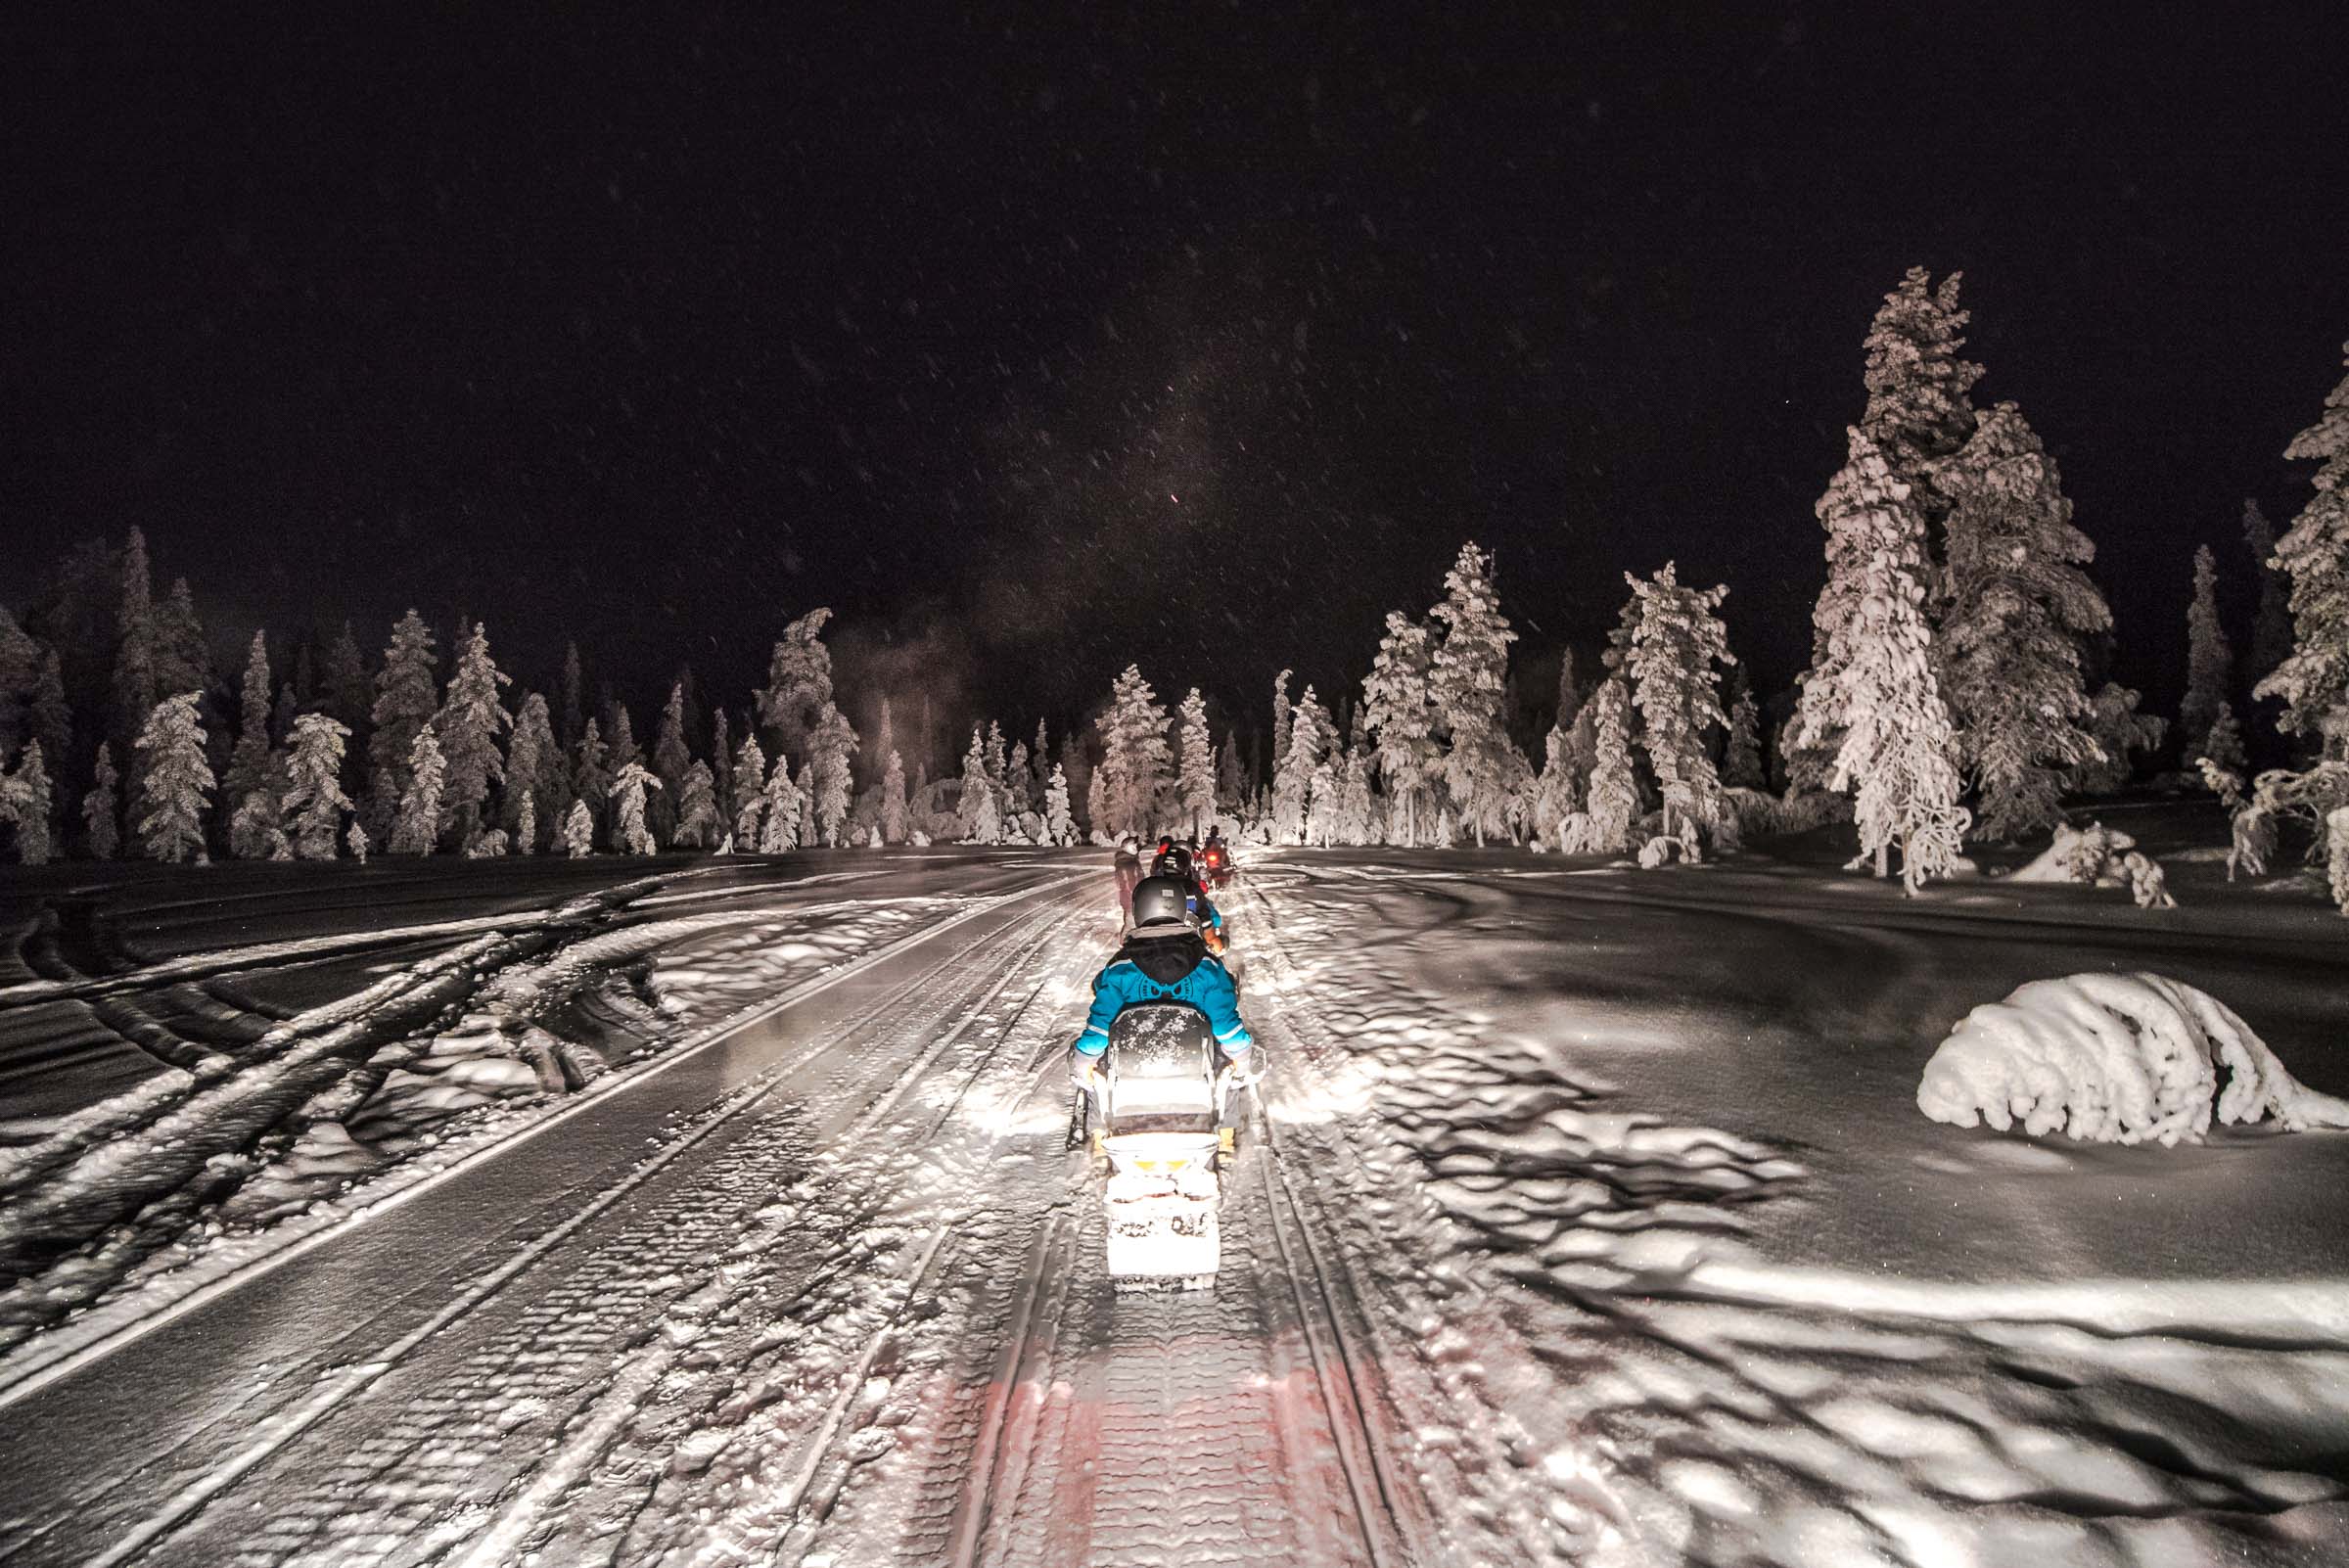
[1916,972,2349,1145]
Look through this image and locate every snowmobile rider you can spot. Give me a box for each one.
[1072,874,1257,1084]
[1150,838,1225,948]
[1112,836,1144,930]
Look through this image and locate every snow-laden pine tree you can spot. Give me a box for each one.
[83,742,120,860]
[732,732,768,845]
[757,609,836,764]
[1532,710,1582,849]
[224,630,281,858]
[572,716,612,826]
[1584,678,1638,853]
[2070,683,2166,793]
[1329,740,1376,847]
[1430,542,1523,847]
[710,708,733,829]
[1043,761,1074,846]
[1270,669,1294,782]
[984,721,1008,795]
[435,623,510,851]
[651,681,693,845]
[134,693,214,864]
[1176,687,1215,839]
[561,799,593,858]
[1033,719,1052,800]
[558,642,586,749]
[757,757,803,853]
[1362,611,1438,845]
[280,714,353,859]
[156,579,207,708]
[1860,265,1981,536]
[606,702,641,779]
[2182,545,2234,762]
[1094,666,1173,839]
[504,693,561,853]
[1624,563,1734,847]
[1007,741,1034,814]
[112,529,159,761]
[367,611,439,839]
[1272,686,1331,844]
[29,651,69,811]
[611,761,660,855]
[2243,499,2294,689]
[1936,402,2110,840]
[2255,342,2349,757]
[809,704,859,846]
[1722,666,1766,789]
[324,622,370,732]
[1083,762,1110,840]
[673,761,718,849]
[2200,702,2249,776]
[2,743,53,866]
[390,725,446,856]
[1215,736,1243,819]
[1813,441,1970,891]
[0,613,38,765]
[1794,432,1912,792]
[957,728,1000,843]
[881,749,908,843]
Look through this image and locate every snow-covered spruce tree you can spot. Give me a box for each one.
[1532,710,1581,848]
[2182,544,2234,762]
[134,693,214,864]
[1861,265,1982,538]
[1083,764,1110,840]
[1270,669,1294,782]
[324,622,370,732]
[610,761,661,855]
[1043,761,1074,846]
[984,721,1008,795]
[1722,666,1767,789]
[757,609,837,764]
[2256,342,2349,757]
[1331,740,1376,847]
[1273,686,1331,844]
[83,742,120,860]
[155,579,207,712]
[561,799,593,858]
[559,643,586,750]
[1430,542,1524,847]
[757,757,803,853]
[672,761,718,849]
[280,715,353,859]
[795,757,818,845]
[390,725,446,856]
[111,529,160,764]
[1214,736,1243,819]
[2,743,54,866]
[731,732,768,846]
[651,681,693,845]
[606,702,641,778]
[1625,563,1734,849]
[435,623,511,851]
[1937,402,2110,839]
[0,611,38,762]
[1094,666,1173,839]
[2200,702,2249,776]
[881,749,909,843]
[1362,611,1439,846]
[809,704,859,846]
[1584,678,1638,853]
[2069,683,2165,794]
[572,716,612,827]
[1032,719,1052,801]
[1812,438,1970,891]
[29,651,69,819]
[366,611,439,840]
[504,693,561,853]
[710,708,733,828]
[957,728,1000,843]
[1176,687,1215,838]
[223,630,281,858]
[2243,499,2294,690]
[1794,431,1914,793]
[1007,741,1034,814]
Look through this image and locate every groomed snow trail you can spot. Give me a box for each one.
[1,860,1566,1568]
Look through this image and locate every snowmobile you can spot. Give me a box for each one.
[1199,841,1233,892]
[1075,1000,1243,1287]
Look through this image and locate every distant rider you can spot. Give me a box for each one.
[1072,874,1257,1087]
[1151,838,1224,948]
[1112,836,1143,930]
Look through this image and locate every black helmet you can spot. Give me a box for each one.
[1128,874,1199,935]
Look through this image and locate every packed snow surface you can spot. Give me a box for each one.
[1,836,2346,1566]
[1918,970,2349,1144]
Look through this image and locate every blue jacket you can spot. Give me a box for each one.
[1075,936,1253,1059]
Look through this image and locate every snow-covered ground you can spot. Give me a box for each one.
[2,835,2346,1566]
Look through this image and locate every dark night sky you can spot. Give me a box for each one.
[6,3,2347,757]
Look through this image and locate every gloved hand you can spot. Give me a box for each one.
[1224,1052,1265,1089]
[1070,1053,1099,1088]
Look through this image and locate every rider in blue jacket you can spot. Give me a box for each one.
[1073,874,1255,1079]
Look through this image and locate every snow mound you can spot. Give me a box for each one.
[2006,820,2177,907]
[1916,972,2349,1145]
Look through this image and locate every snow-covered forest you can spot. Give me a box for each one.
[6,278,2346,912]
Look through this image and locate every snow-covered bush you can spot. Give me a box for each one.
[2009,821,2178,907]
[1917,972,2349,1145]
[1724,786,1849,840]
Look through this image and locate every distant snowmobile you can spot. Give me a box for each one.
[1076,1000,1245,1287]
